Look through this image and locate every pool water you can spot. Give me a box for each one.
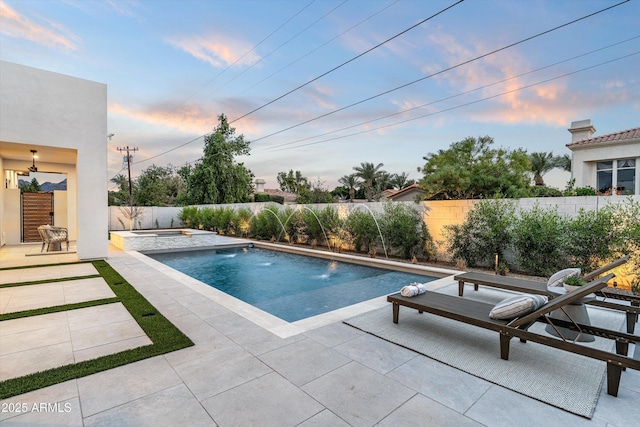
[149,247,435,322]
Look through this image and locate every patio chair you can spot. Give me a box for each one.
[37,225,69,252]
[387,274,640,397]
[454,256,638,333]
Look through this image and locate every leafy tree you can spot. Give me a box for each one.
[133,164,185,206]
[19,177,41,193]
[108,174,130,205]
[338,174,361,202]
[529,152,556,186]
[353,162,385,202]
[418,136,530,200]
[296,179,336,204]
[277,170,310,194]
[180,114,254,204]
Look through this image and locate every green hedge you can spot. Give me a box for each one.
[444,197,639,276]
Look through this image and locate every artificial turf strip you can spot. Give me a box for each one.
[0,274,101,289]
[0,260,194,400]
[0,297,120,322]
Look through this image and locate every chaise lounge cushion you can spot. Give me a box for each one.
[489,294,549,320]
[547,268,581,288]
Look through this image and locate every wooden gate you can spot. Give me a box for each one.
[21,192,54,242]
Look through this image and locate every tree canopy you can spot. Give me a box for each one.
[418,136,531,200]
[19,177,41,193]
[179,114,254,205]
[133,164,185,206]
[277,170,310,194]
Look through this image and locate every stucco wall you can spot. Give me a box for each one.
[0,61,108,259]
[108,195,639,261]
[571,142,640,193]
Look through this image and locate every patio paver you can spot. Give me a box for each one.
[1,243,639,426]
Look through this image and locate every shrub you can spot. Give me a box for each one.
[178,206,199,228]
[250,204,285,240]
[344,209,382,254]
[511,204,569,276]
[575,186,597,196]
[443,199,516,267]
[526,186,563,198]
[381,202,434,260]
[564,207,617,272]
[254,193,270,202]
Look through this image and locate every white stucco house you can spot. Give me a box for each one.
[0,61,108,259]
[567,119,640,195]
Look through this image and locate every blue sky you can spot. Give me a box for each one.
[1,0,638,191]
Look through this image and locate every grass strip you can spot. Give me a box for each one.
[0,260,194,399]
[0,275,101,289]
[0,298,119,322]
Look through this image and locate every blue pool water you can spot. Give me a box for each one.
[149,247,436,322]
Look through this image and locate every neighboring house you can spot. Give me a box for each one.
[384,184,425,202]
[567,119,640,195]
[0,61,108,259]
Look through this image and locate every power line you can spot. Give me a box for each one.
[235,0,401,98]
[268,51,639,152]
[132,0,459,165]
[262,35,640,151]
[132,0,629,166]
[229,0,465,123]
[251,0,631,144]
[210,0,349,99]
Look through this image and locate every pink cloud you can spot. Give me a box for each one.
[166,33,260,68]
[0,1,76,50]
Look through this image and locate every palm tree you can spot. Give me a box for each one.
[353,162,384,202]
[555,153,571,172]
[529,152,556,186]
[338,174,361,202]
[391,172,415,189]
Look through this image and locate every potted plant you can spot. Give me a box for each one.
[563,276,587,292]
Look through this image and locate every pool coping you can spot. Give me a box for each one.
[129,241,462,338]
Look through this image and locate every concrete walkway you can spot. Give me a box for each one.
[0,243,639,426]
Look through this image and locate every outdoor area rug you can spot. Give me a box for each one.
[344,285,625,419]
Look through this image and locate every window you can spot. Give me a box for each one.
[596,161,613,194]
[597,159,636,195]
[617,159,635,195]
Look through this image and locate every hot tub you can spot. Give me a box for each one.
[109,229,218,252]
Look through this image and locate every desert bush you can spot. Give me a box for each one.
[178,206,199,228]
[381,202,434,260]
[443,199,516,267]
[344,209,382,254]
[511,204,569,276]
[250,204,286,240]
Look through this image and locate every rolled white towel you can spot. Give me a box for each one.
[400,282,427,297]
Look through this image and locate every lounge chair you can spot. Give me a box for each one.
[387,274,640,397]
[454,256,638,333]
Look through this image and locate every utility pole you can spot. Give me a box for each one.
[117,146,138,201]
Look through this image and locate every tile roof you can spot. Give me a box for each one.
[566,126,640,148]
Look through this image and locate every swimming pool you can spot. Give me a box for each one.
[149,247,436,322]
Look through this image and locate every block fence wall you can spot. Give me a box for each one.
[108,195,639,259]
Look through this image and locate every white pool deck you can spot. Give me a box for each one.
[0,239,639,426]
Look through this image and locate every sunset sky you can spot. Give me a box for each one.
[1,0,638,191]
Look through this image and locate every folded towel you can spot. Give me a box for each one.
[400,282,427,297]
